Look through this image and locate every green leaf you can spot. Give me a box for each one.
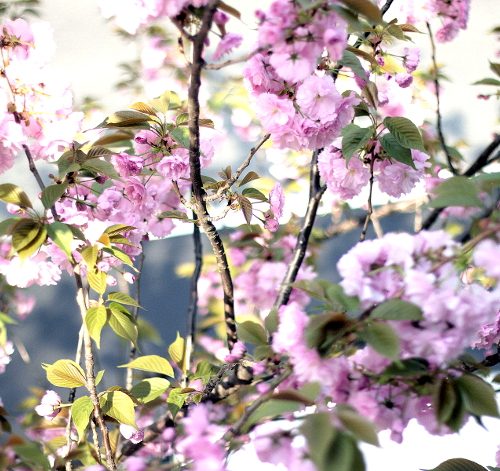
[422,458,487,471]
[429,176,483,208]
[383,117,425,151]
[13,443,50,471]
[102,246,136,269]
[168,332,185,368]
[0,217,20,236]
[130,102,158,116]
[130,377,170,404]
[340,0,382,22]
[242,187,268,201]
[171,127,190,148]
[371,299,422,321]
[433,378,457,424]
[336,405,379,446]
[107,291,140,308]
[167,388,186,417]
[380,133,416,169]
[85,305,107,348]
[118,355,174,378]
[359,322,400,359]
[325,284,360,311]
[108,307,138,345]
[41,182,68,209]
[324,432,365,471]
[239,171,260,187]
[95,369,105,386]
[245,399,303,430]
[71,396,94,442]
[0,183,32,208]
[341,124,372,159]
[339,50,368,81]
[472,78,500,86]
[43,359,86,388]
[455,374,499,418]
[105,110,151,127]
[381,358,428,378]
[46,221,74,259]
[82,158,121,180]
[159,210,189,220]
[237,321,267,346]
[301,413,337,471]
[99,390,136,427]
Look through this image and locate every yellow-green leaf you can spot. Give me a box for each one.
[168,332,185,368]
[46,221,74,259]
[99,390,136,427]
[85,305,108,348]
[43,359,86,388]
[12,219,42,253]
[130,377,170,404]
[108,307,138,345]
[41,183,68,209]
[118,355,174,378]
[71,396,93,442]
[80,245,99,268]
[0,183,32,208]
[87,268,107,295]
[107,291,140,307]
[336,405,380,446]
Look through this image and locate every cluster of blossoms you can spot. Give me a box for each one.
[387,0,470,43]
[244,1,358,151]
[198,230,315,322]
[319,146,430,200]
[271,231,499,443]
[0,19,82,174]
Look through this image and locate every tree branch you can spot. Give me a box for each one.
[427,22,457,175]
[359,156,375,242]
[273,151,326,310]
[205,133,270,202]
[182,212,203,385]
[421,134,500,230]
[187,0,238,351]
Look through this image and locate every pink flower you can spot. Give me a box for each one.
[395,73,413,88]
[119,424,144,444]
[212,33,242,61]
[318,147,370,199]
[324,28,347,61]
[35,390,61,420]
[156,152,190,181]
[269,42,317,83]
[403,47,420,73]
[0,341,14,374]
[255,93,295,132]
[224,340,246,362]
[296,75,342,121]
[14,292,36,319]
[474,239,500,280]
[112,152,143,177]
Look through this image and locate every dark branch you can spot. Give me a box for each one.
[186,212,202,348]
[359,156,375,242]
[421,134,500,230]
[273,151,326,310]
[186,0,237,351]
[426,22,457,175]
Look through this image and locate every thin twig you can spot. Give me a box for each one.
[187,0,238,351]
[182,212,203,386]
[359,157,375,242]
[421,134,500,230]
[223,367,291,440]
[205,133,270,202]
[427,22,457,175]
[65,326,84,471]
[126,247,145,391]
[273,151,326,310]
[205,48,263,70]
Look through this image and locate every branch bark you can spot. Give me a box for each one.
[273,151,326,310]
[187,0,238,351]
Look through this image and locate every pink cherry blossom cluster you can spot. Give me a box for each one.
[430,0,470,42]
[338,231,500,364]
[318,146,430,200]
[175,404,227,471]
[244,1,358,151]
[0,19,83,174]
[198,231,316,321]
